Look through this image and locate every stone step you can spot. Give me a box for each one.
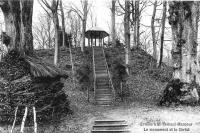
[93,124,129,130]
[94,120,126,125]
[96,73,108,78]
[94,58,105,61]
[95,94,112,99]
[95,70,107,73]
[94,54,104,56]
[97,86,110,90]
[95,67,106,70]
[96,78,109,83]
[96,77,108,81]
[95,62,106,65]
[96,87,109,90]
[96,92,112,95]
[95,64,106,67]
[95,101,112,106]
[96,87,110,90]
[96,82,109,86]
[95,97,112,101]
[95,63,106,69]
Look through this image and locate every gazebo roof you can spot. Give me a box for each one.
[85,27,109,39]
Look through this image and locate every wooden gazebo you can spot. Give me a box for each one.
[85,27,109,47]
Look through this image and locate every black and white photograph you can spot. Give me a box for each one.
[1,0,200,133]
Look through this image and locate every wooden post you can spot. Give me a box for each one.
[95,38,96,46]
[11,106,18,133]
[91,38,93,47]
[33,106,37,133]
[20,107,28,133]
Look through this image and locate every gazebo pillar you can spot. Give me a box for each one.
[99,38,102,47]
[88,38,90,47]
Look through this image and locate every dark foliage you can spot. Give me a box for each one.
[1,32,10,46]
[76,48,93,90]
[58,31,72,47]
[0,50,30,81]
[158,79,184,106]
[159,78,200,107]
[0,51,71,126]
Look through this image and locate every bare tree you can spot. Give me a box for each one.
[124,0,130,75]
[151,0,157,60]
[60,0,65,48]
[158,1,166,68]
[33,22,46,49]
[0,0,34,55]
[134,0,140,47]
[39,0,60,65]
[68,12,81,47]
[70,0,90,52]
[111,0,116,46]
[33,12,54,49]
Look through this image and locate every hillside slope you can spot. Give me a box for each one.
[36,47,173,103]
[104,47,173,102]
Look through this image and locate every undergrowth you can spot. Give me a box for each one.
[37,46,173,103]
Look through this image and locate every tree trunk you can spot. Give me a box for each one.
[168,1,199,84]
[0,0,33,55]
[20,0,34,55]
[135,0,140,48]
[151,1,157,60]
[124,0,130,75]
[81,0,88,52]
[53,12,60,65]
[158,1,167,68]
[60,0,65,48]
[111,0,116,46]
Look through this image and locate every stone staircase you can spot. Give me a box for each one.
[93,46,114,106]
[91,120,130,133]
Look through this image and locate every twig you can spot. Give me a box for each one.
[33,106,37,133]
[20,106,28,133]
[10,106,18,133]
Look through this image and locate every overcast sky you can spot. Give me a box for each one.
[33,0,111,33]
[0,0,174,59]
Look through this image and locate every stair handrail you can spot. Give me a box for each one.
[92,45,96,100]
[101,47,116,101]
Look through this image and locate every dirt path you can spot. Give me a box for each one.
[2,100,200,133]
[101,101,200,133]
[44,100,200,133]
